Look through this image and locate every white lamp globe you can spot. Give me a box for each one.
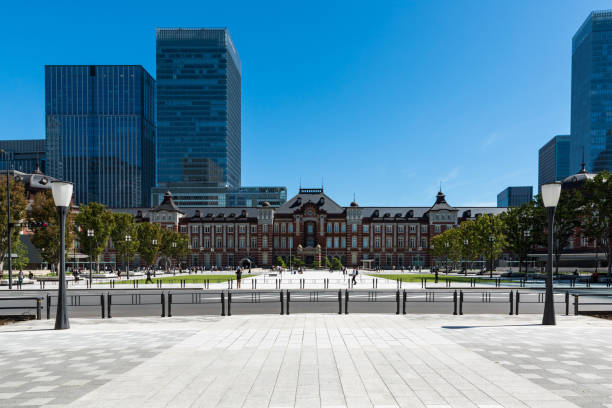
[541,182,562,208]
[51,181,73,207]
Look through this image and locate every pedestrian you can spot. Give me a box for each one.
[28,271,34,280]
[352,269,358,285]
[236,267,242,289]
[145,269,153,284]
[18,271,24,289]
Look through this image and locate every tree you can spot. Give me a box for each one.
[324,256,331,268]
[580,171,612,276]
[474,214,505,274]
[535,190,581,275]
[11,238,29,271]
[74,202,114,275]
[0,177,27,268]
[29,190,75,272]
[431,228,462,271]
[458,220,480,271]
[331,257,342,270]
[160,228,188,271]
[110,213,139,275]
[137,222,162,272]
[275,256,286,268]
[501,202,539,273]
[312,260,320,268]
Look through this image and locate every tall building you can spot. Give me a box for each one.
[156,28,241,189]
[497,186,533,207]
[45,65,156,207]
[151,185,287,208]
[0,139,46,174]
[538,135,570,192]
[570,10,612,174]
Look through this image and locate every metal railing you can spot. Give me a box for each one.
[227,290,284,315]
[46,293,104,319]
[167,291,225,316]
[0,296,42,320]
[107,293,165,318]
[344,290,400,314]
[286,290,342,315]
[572,293,612,315]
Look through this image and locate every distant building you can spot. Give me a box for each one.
[570,10,612,173]
[45,65,156,208]
[0,139,45,174]
[150,185,287,208]
[538,135,570,192]
[497,186,533,207]
[156,28,241,189]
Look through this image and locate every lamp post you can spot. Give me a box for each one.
[87,229,94,283]
[172,242,177,274]
[541,181,562,325]
[444,241,450,274]
[463,239,469,276]
[125,234,131,279]
[1,149,12,290]
[51,180,73,330]
[489,235,495,278]
[523,230,531,273]
[153,239,158,277]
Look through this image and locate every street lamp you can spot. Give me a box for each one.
[172,242,177,274]
[488,235,495,278]
[1,149,13,290]
[523,230,531,273]
[152,239,158,277]
[444,241,450,274]
[125,234,131,279]
[463,239,469,276]
[87,229,94,283]
[541,181,562,325]
[51,180,73,330]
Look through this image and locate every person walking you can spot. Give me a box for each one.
[145,269,153,284]
[236,267,242,289]
[18,271,24,289]
[351,269,358,286]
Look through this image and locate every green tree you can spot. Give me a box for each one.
[580,171,612,276]
[160,228,188,270]
[501,202,539,273]
[534,190,581,275]
[0,177,27,268]
[458,220,480,271]
[474,214,505,274]
[137,222,162,271]
[331,257,342,270]
[29,191,75,272]
[312,259,320,268]
[324,256,331,268]
[12,238,29,271]
[275,255,286,268]
[74,202,114,275]
[110,213,139,276]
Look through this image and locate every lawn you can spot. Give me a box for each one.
[114,274,252,284]
[370,274,509,284]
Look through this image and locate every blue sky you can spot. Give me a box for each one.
[1,0,610,207]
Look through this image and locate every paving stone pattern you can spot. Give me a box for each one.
[440,324,612,408]
[0,314,610,407]
[0,321,200,407]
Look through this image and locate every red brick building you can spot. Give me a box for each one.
[112,188,506,268]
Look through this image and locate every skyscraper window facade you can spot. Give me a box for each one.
[45,65,155,207]
[570,10,612,174]
[156,28,241,189]
[538,135,570,193]
[0,139,46,174]
[496,186,533,207]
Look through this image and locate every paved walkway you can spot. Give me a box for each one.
[1,314,611,407]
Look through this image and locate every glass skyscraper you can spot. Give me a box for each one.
[538,135,570,193]
[570,10,612,174]
[0,139,46,174]
[45,65,155,207]
[156,28,241,189]
[496,186,533,207]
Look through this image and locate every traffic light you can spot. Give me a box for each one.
[27,221,48,229]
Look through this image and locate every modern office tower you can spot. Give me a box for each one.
[497,186,533,207]
[570,10,612,173]
[538,135,571,192]
[150,185,287,208]
[0,139,46,173]
[45,65,156,207]
[156,28,241,189]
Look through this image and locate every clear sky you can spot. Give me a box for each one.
[1,0,610,207]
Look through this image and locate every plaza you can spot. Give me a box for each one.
[1,313,611,407]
